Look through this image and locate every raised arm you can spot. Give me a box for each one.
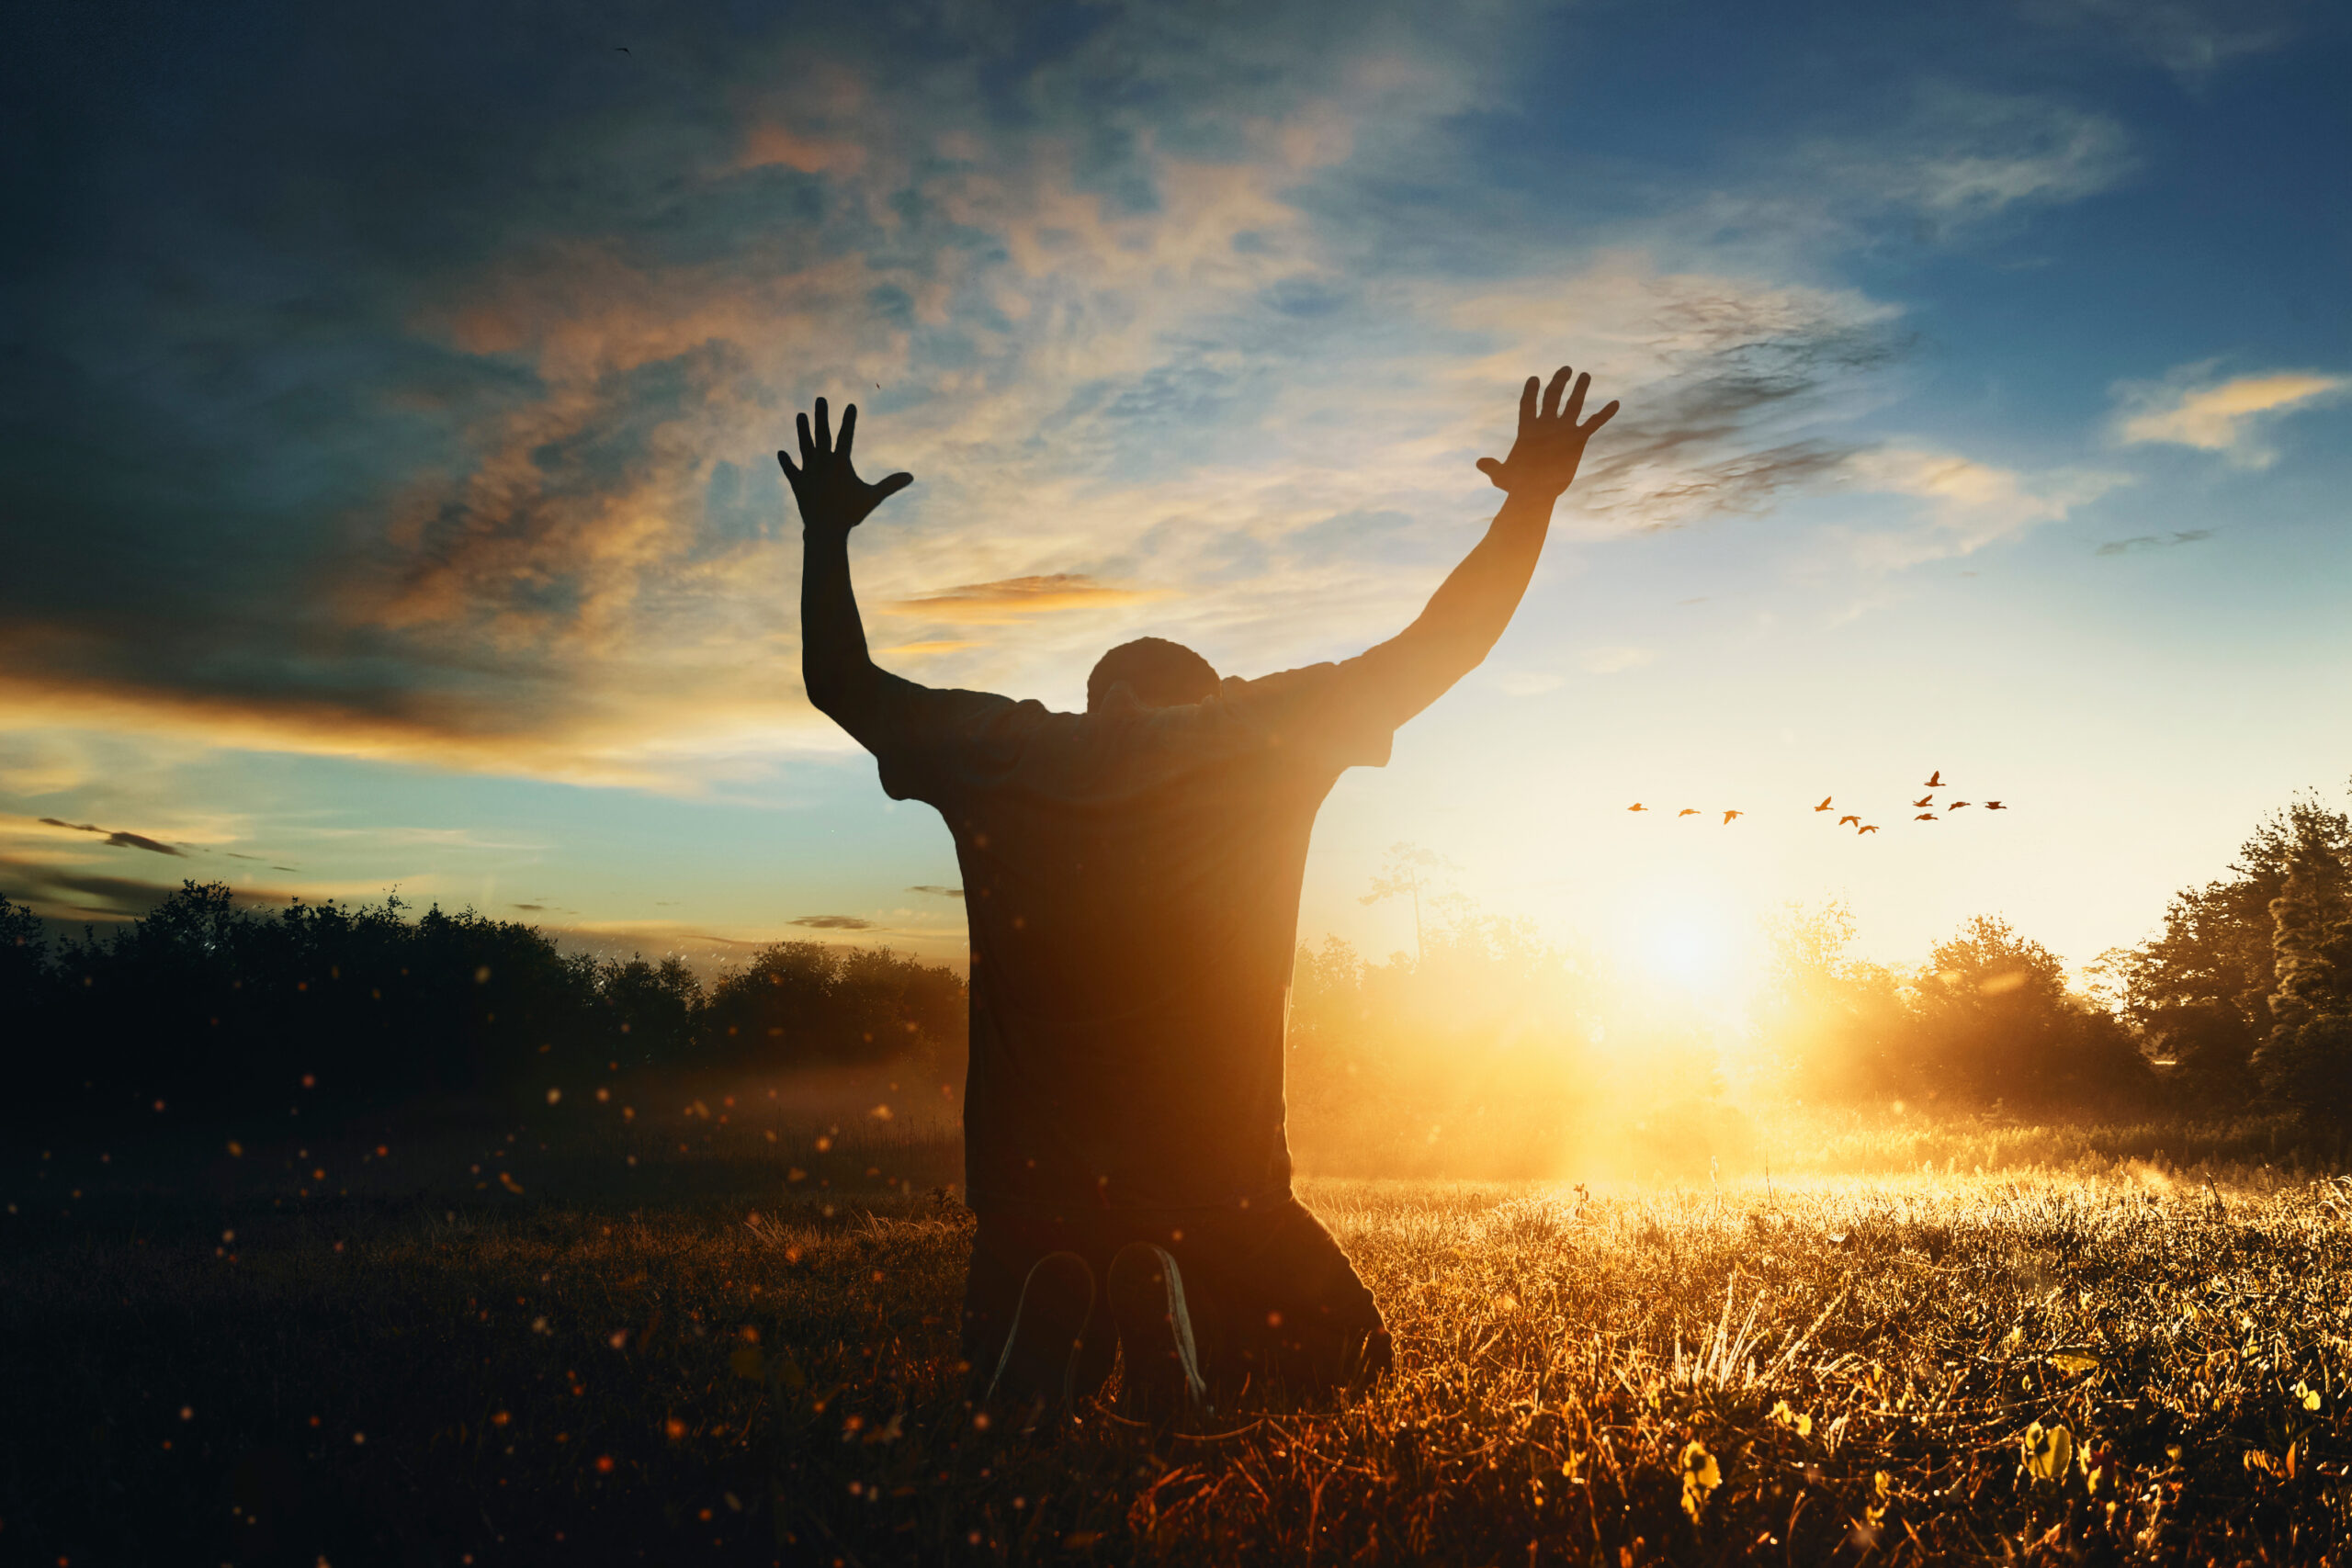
[783,397,916,750]
[1351,366,1618,726]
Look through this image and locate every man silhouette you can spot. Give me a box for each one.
[786,365,1617,1421]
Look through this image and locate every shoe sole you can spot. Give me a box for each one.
[985,1254,1095,1416]
[1108,1244,1208,1416]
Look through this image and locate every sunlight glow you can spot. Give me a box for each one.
[1619,881,1759,1012]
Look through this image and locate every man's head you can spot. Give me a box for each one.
[1087,637,1220,712]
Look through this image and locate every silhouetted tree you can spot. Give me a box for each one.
[703,941,964,1070]
[594,953,705,1065]
[1909,915,2150,1107]
[2107,792,2352,1105]
[2252,851,2352,1126]
[12,882,967,1122]
[2,892,49,1017]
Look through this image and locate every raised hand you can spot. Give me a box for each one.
[1475,367,1619,501]
[778,398,913,536]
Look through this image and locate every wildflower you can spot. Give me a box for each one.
[1769,1400,1812,1438]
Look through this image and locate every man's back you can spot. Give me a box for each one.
[872,660,1400,1211]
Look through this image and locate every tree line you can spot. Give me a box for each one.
[1,882,966,1117]
[1755,786,2352,1125]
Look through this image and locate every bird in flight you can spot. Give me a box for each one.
[1984,800,2007,810]
[1627,803,1647,812]
[1948,801,1973,809]
[1914,813,1938,822]
[1924,771,1943,788]
[1678,808,1700,818]
[1859,824,1880,834]
[1815,796,1834,812]
[1722,810,1743,824]
[1838,815,1860,827]
[1911,795,1934,808]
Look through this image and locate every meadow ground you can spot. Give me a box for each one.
[6,1077,2351,1565]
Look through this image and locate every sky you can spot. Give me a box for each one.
[3,0,2347,991]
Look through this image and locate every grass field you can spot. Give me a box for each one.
[6,1076,2351,1564]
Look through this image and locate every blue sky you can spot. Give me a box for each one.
[3,0,2346,986]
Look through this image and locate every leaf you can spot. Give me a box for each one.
[2022,1421,2073,1484]
[2049,1352,2101,1375]
[2294,1380,2322,1412]
[1679,1439,1722,1520]
[1769,1399,1813,1438]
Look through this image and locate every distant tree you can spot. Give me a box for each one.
[703,941,964,1069]
[1357,842,1453,963]
[2251,850,2352,1125]
[1752,901,1908,1101]
[594,953,705,1065]
[1909,914,2150,1107]
[1285,887,1614,1176]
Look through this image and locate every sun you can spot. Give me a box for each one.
[1621,887,1757,1010]
[1640,919,1736,994]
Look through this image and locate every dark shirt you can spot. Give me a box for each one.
[864,658,1399,1212]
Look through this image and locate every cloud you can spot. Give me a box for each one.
[1867,89,2132,221]
[0,858,297,922]
[34,816,183,855]
[1834,448,2128,570]
[907,885,966,899]
[104,830,184,857]
[2096,529,2214,557]
[1577,648,1654,676]
[883,575,1166,626]
[789,914,877,930]
[0,0,2081,788]
[2023,0,2302,80]
[511,902,546,911]
[2112,367,2346,468]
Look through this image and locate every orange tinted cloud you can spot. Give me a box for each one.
[883,574,1166,625]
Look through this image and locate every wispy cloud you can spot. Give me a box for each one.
[790,914,877,931]
[2024,0,2303,81]
[2096,529,2214,557]
[35,816,183,855]
[1834,448,2129,570]
[906,885,965,900]
[2113,366,2346,468]
[883,575,1165,626]
[1870,89,2132,221]
[103,830,183,857]
[1577,648,1655,676]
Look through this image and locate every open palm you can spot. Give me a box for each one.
[1476,367,1619,500]
[778,397,913,536]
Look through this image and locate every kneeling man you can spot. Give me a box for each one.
[783,366,1617,1418]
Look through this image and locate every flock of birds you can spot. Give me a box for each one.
[1625,771,2008,836]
